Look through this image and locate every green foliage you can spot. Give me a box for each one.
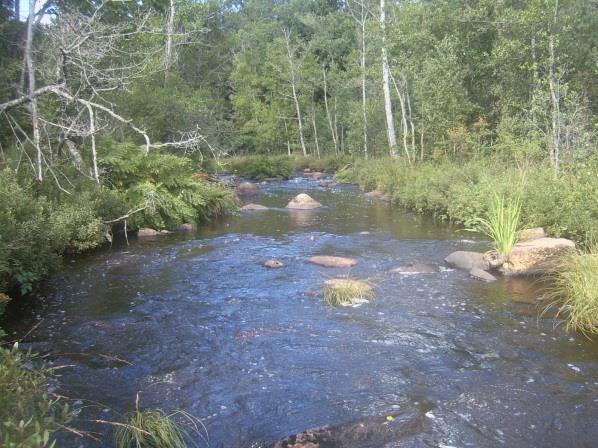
[0,171,106,295]
[549,247,598,336]
[114,397,204,448]
[227,155,293,180]
[0,342,74,448]
[99,140,235,230]
[348,158,598,245]
[470,193,522,255]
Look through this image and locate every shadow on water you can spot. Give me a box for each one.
[2,177,598,447]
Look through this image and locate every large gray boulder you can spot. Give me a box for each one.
[138,228,171,237]
[500,237,575,276]
[287,193,322,210]
[445,251,489,271]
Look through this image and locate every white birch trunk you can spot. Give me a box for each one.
[284,30,307,157]
[380,0,397,156]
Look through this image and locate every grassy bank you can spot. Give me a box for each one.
[340,158,598,244]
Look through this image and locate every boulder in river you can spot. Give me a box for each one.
[241,203,268,211]
[364,190,391,202]
[391,263,438,274]
[286,193,322,210]
[236,182,261,196]
[138,228,171,237]
[319,180,337,188]
[445,251,489,271]
[309,255,357,268]
[469,267,497,283]
[177,223,196,232]
[500,237,575,276]
[304,171,326,180]
[518,227,546,241]
[263,259,284,268]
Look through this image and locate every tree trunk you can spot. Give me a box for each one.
[380,0,397,156]
[165,0,175,76]
[312,111,321,160]
[283,29,307,157]
[548,0,561,174]
[322,66,339,155]
[360,6,368,159]
[26,0,41,181]
[87,104,99,182]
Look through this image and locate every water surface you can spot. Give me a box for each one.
[3,178,598,447]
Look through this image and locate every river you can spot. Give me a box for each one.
[3,177,598,447]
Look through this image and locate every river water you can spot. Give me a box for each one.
[3,177,598,447]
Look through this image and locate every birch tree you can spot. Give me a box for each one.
[379,0,397,156]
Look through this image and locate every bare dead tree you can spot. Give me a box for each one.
[1,1,216,187]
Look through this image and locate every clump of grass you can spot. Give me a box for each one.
[471,193,522,255]
[323,278,374,306]
[548,247,598,336]
[114,395,206,448]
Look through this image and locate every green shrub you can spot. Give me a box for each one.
[227,155,293,180]
[99,140,235,230]
[0,342,74,448]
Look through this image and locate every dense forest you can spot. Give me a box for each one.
[1,1,597,446]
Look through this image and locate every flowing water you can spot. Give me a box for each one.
[3,178,598,447]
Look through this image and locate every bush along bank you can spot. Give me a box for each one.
[340,158,598,336]
[0,141,235,309]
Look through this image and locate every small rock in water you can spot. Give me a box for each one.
[286,193,322,210]
[236,182,261,196]
[445,251,489,271]
[137,228,171,237]
[309,255,357,268]
[241,203,268,211]
[263,259,284,269]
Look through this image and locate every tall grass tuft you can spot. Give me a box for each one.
[548,247,598,336]
[114,395,206,448]
[471,193,522,255]
[323,278,374,306]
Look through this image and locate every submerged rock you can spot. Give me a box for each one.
[286,193,322,210]
[519,227,546,241]
[445,251,489,271]
[137,228,171,237]
[319,180,337,188]
[469,267,497,283]
[309,256,357,268]
[304,171,326,180]
[500,237,576,276]
[177,223,196,232]
[391,263,438,274]
[364,190,391,202]
[241,203,269,211]
[263,259,284,268]
[271,411,428,448]
[236,182,261,196]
